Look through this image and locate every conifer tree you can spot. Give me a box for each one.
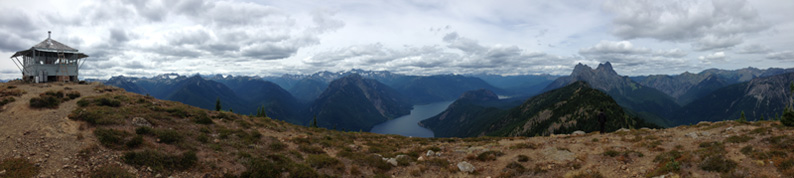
[312,115,318,128]
[215,97,222,111]
[783,82,794,126]
[738,111,746,123]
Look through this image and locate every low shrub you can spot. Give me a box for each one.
[155,129,183,144]
[194,113,213,125]
[0,96,15,107]
[699,155,737,173]
[298,144,325,154]
[516,155,530,162]
[126,135,144,148]
[69,107,124,125]
[135,126,153,135]
[476,151,505,161]
[725,135,753,143]
[122,150,197,171]
[90,165,134,178]
[306,154,341,169]
[269,141,287,151]
[94,128,129,148]
[29,95,61,108]
[66,91,81,100]
[603,149,621,157]
[0,158,40,178]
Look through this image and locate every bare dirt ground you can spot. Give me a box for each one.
[0,82,103,178]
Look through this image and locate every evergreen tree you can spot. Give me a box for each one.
[760,115,765,121]
[738,111,747,123]
[784,82,794,126]
[312,115,318,128]
[215,97,222,111]
[229,108,233,112]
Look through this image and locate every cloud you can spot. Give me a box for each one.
[604,0,769,50]
[736,44,772,54]
[303,32,577,75]
[698,51,727,62]
[578,40,696,74]
[766,51,794,61]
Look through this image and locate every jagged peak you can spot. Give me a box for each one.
[572,63,592,75]
[595,61,617,75]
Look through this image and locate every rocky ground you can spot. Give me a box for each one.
[0,82,793,178]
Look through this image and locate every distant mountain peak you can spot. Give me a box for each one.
[596,62,616,75]
[572,63,590,75]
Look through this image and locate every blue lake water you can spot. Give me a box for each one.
[370,101,454,138]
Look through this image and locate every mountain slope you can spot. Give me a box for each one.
[544,62,679,127]
[209,75,305,123]
[419,89,521,137]
[423,81,656,137]
[673,72,794,125]
[288,78,328,102]
[486,81,658,137]
[310,74,412,131]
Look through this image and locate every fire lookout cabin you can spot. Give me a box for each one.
[10,31,88,83]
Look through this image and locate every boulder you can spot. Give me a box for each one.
[685,132,698,139]
[386,158,398,166]
[131,117,152,127]
[572,130,586,136]
[457,161,475,173]
[417,156,425,161]
[426,150,435,157]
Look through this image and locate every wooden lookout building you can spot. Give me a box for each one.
[10,31,88,83]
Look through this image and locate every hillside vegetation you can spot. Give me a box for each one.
[1,82,794,177]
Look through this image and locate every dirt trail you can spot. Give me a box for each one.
[0,82,104,177]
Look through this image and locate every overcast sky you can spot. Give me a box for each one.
[1,0,793,80]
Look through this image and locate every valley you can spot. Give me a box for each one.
[370,101,454,138]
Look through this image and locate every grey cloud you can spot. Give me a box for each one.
[579,40,692,72]
[241,44,297,60]
[109,28,130,43]
[692,35,742,51]
[737,44,771,54]
[766,51,794,61]
[605,0,769,50]
[123,61,147,69]
[169,29,211,46]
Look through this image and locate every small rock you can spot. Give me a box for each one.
[396,154,409,160]
[426,150,435,157]
[62,165,69,169]
[0,169,6,175]
[417,156,425,161]
[457,161,475,173]
[132,117,152,127]
[572,130,586,136]
[621,165,627,170]
[45,154,49,158]
[386,158,398,166]
[725,126,733,131]
[435,152,442,157]
[685,132,698,139]
[213,139,220,143]
[700,131,711,136]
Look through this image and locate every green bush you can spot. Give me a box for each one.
[240,157,281,177]
[90,165,134,178]
[69,107,123,125]
[66,91,81,100]
[29,95,61,108]
[476,151,505,161]
[97,97,122,107]
[195,113,213,125]
[699,155,736,173]
[241,155,320,178]
[126,135,144,148]
[94,128,129,148]
[516,155,530,162]
[298,144,325,154]
[0,96,15,107]
[122,150,197,171]
[306,154,341,169]
[135,126,153,135]
[269,141,287,151]
[155,129,183,144]
[725,135,753,143]
[782,108,794,127]
[603,149,621,157]
[0,158,40,178]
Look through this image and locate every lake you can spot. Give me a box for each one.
[370,101,454,138]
